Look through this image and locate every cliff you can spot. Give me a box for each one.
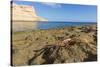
[12,3,47,21]
[12,3,47,32]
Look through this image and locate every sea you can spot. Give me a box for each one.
[36,22,96,30]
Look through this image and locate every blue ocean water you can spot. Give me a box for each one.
[37,22,96,30]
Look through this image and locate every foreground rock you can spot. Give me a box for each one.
[12,24,97,66]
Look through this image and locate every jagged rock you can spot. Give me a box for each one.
[12,25,97,66]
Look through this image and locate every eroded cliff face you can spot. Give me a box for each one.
[12,3,47,32]
[12,3,47,21]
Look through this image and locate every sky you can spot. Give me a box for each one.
[13,1,97,22]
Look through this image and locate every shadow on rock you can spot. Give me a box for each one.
[27,45,60,65]
[83,53,97,62]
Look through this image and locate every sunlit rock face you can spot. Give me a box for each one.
[12,3,47,32]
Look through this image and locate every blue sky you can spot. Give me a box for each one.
[13,1,97,22]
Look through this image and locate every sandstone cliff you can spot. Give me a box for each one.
[12,3,47,21]
[12,3,47,32]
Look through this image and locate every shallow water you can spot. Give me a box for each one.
[12,22,37,32]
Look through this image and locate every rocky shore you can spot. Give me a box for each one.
[12,24,97,66]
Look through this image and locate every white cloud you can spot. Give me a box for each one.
[41,2,62,8]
